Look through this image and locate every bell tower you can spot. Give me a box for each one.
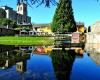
[17,0,27,16]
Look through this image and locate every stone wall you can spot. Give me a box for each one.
[86,33,100,43]
[91,21,100,33]
[0,28,15,36]
[90,53,100,66]
[1,5,31,24]
[85,33,100,53]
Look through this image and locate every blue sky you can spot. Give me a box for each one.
[0,0,100,26]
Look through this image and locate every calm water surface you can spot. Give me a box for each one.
[0,45,100,80]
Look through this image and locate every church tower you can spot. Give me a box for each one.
[17,0,27,16]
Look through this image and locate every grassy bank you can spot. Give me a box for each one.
[0,36,54,45]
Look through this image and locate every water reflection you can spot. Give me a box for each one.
[85,43,100,66]
[0,45,55,80]
[50,50,76,80]
[0,46,30,71]
[0,44,100,80]
[33,46,52,54]
[85,43,100,54]
[0,45,15,52]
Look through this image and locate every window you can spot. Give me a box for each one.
[18,8,19,11]
[20,7,22,11]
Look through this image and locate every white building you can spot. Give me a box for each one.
[91,21,100,33]
[85,21,100,53]
[0,0,31,25]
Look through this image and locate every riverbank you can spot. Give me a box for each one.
[0,36,54,45]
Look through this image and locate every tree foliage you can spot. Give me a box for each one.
[51,0,77,33]
[50,50,75,80]
[0,8,6,18]
[0,0,99,7]
[17,0,57,7]
[18,0,99,7]
[0,18,17,28]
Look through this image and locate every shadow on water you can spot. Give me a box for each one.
[50,49,76,80]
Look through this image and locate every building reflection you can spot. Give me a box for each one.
[0,44,86,79]
[85,43,100,66]
[85,43,100,54]
[0,45,15,52]
[89,53,100,66]
[16,61,27,73]
[33,46,52,54]
[50,50,76,80]
[0,45,30,73]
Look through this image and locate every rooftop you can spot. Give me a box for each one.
[1,6,13,10]
[76,22,84,25]
[32,23,51,28]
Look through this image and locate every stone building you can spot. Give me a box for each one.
[0,0,31,25]
[86,21,100,43]
[91,21,100,33]
[76,22,85,33]
[0,0,31,36]
[85,21,100,53]
[0,8,6,18]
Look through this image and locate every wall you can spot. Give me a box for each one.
[27,16,31,23]
[85,33,100,53]
[0,28,15,36]
[0,5,31,25]
[86,33,100,43]
[77,25,84,33]
[37,26,52,33]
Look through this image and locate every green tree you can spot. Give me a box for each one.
[0,0,99,7]
[52,0,77,33]
[0,8,6,18]
[18,0,99,7]
[0,18,17,28]
[50,50,75,80]
[17,0,57,7]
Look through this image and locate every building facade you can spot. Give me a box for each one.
[91,21,100,33]
[33,24,52,33]
[32,24,54,36]
[76,22,85,33]
[0,0,31,25]
[86,21,100,44]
